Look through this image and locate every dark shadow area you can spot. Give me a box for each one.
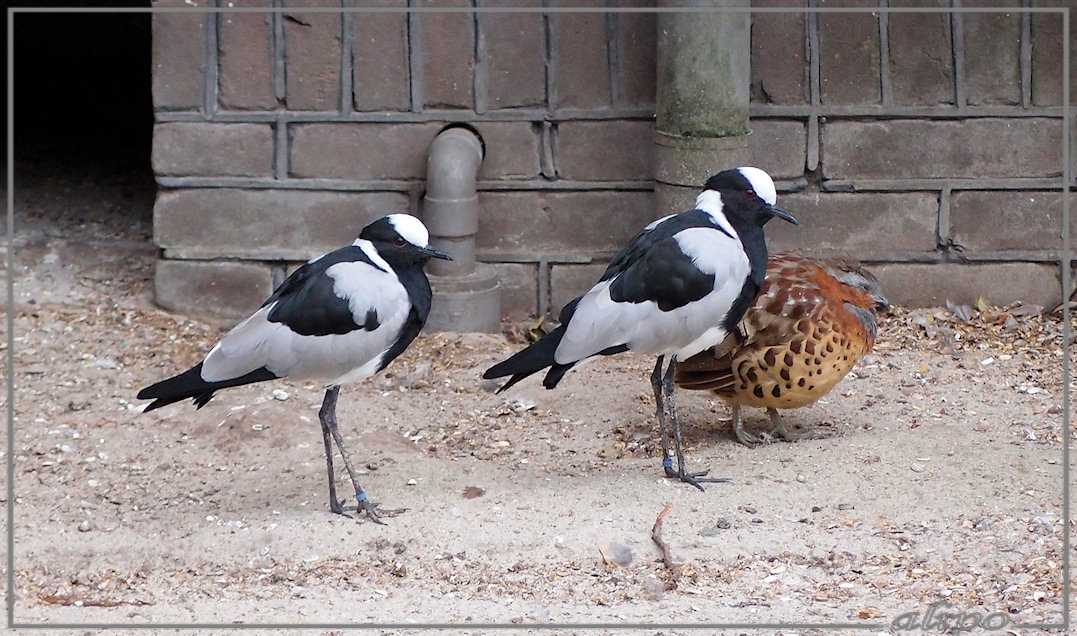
[7,3,155,241]
[6,4,158,312]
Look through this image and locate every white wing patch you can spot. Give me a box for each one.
[644,214,675,232]
[554,226,751,363]
[326,259,407,327]
[201,254,412,387]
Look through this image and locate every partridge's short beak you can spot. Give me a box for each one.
[768,204,799,225]
[873,292,892,313]
[422,246,453,261]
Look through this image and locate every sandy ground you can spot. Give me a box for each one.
[3,158,1071,634]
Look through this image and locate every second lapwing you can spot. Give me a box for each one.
[483,167,798,489]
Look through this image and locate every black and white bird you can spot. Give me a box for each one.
[483,167,798,489]
[138,214,451,522]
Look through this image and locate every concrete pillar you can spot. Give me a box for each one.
[655,0,752,214]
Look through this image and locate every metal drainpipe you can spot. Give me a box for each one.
[422,124,501,333]
[654,0,752,214]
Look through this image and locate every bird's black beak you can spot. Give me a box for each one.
[768,204,798,225]
[422,246,453,261]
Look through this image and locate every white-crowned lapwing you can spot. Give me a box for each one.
[138,214,451,522]
[483,167,798,489]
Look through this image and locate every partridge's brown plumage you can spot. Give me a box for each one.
[675,254,889,445]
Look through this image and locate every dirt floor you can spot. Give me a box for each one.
[3,156,1071,634]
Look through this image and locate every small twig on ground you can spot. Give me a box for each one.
[651,501,681,587]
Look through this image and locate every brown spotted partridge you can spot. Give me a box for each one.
[675,254,889,445]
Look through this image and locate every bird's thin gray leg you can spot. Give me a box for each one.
[662,357,730,490]
[650,356,675,476]
[319,386,386,524]
[318,387,345,514]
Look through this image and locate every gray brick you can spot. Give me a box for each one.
[870,262,1061,309]
[477,190,656,255]
[480,2,546,110]
[550,263,606,318]
[962,0,1022,106]
[560,119,805,184]
[818,0,880,105]
[152,123,274,177]
[750,1,808,105]
[218,1,277,110]
[766,192,939,257]
[489,262,539,319]
[1030,5,1067,107]
[151,0,207,110]
[823,119,1063,180]
[552,4,610,109]
[746,120,806,180]
[652,120,807,186]
[888,0,954,106]
[417,0,474,109]
[283,0,341,111]
[154,189,410,258]
[555,121,653,181]
[475,122,542,180]
[154,259,274,319]
[352,1,411,112]
[289,122,441,179]
[615,5,656,108]
[950,190,1066,252]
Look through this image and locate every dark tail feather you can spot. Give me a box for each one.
[137,363,278,412]
[483,325,568,393]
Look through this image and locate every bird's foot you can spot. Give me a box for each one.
[662,458,731,492]
[734,423,768,447]
[330,493,408,524]
[768,426,827,442]
[766,409,829,444]
[734,421,823,446]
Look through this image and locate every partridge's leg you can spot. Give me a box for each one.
[731,404,765,446]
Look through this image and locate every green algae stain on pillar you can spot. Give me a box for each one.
[655,0,752,214]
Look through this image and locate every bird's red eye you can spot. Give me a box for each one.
[393,237,406,247]
[745,189,756,199]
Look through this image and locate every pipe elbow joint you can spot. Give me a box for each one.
[425,125,485,238]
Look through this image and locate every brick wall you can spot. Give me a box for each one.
[151,2,1073,320]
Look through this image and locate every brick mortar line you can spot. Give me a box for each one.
[152,177,657,191]
[156,250,1068,265]
[951,7,967,107]
[204,2,220,117]
[154,108,658,123]
[151,177,1066,191]
[878,0,892,108]
[1020,2,1032,109]
[407,1,423,113]
[750,106,1065,118]
[152,106,1064,122]
[820,178,1066,191]
[340,1,355,116]
[473,8,488,114]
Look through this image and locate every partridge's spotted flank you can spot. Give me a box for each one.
[675,254,889,445]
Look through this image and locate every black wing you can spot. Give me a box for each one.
[264,245,383,337]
